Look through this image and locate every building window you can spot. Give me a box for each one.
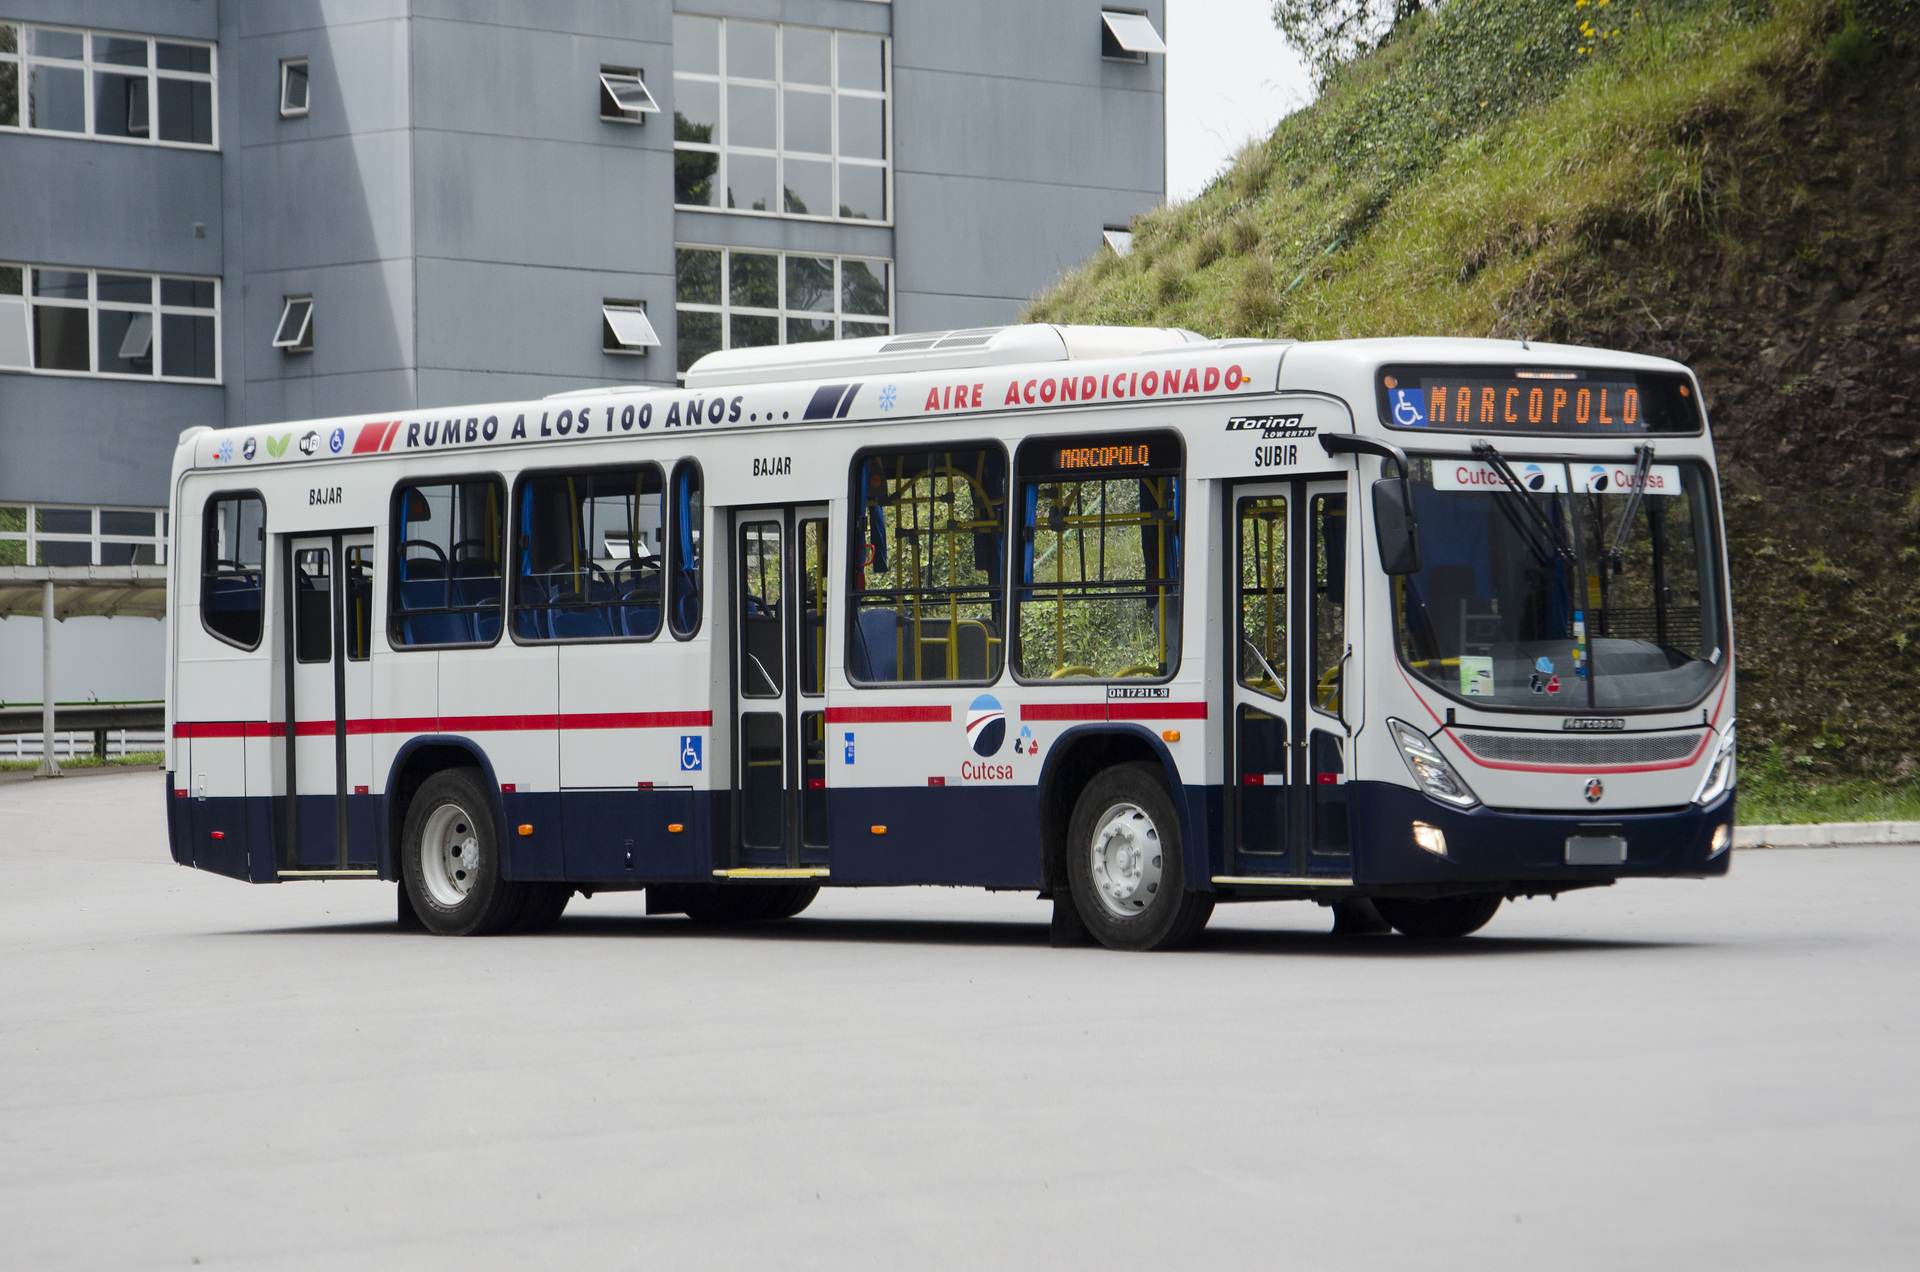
[674,247,890,376]
[280,58,308,117]
[0,22,216,147]
[1102,227,1135,256]
[0,264,218,381]
[602,301,659,356]
[1100,11,1166,62]
[272,295,313,353]
[672,16,888,222]
[599,67,658,123]
[0,502,169,566]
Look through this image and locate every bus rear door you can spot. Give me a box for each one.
[282,532,376,874]
[1226,478,1351,877]
[729,505,831,871]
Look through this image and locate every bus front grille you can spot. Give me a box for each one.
[1455,731,1705,766]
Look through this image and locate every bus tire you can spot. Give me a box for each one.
[400,768,522,936]
[765,883,819,919]
[510,883,572,934]
[1372,893,1502,939]
[1067,763,1213,951]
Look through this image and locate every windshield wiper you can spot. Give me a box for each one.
[1471,441,1576,570]
[1607,444,1655,563]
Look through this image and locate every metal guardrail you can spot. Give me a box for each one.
[0,702,166,735]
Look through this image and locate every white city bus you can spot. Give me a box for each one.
[165,324,1735,949]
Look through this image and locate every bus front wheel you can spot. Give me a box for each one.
[401,768,523,936]
[1372,893,1502,939]
[1067,763,1213,951]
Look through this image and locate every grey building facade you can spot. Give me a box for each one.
[0,0,1165,701]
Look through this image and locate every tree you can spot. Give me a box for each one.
[1271,0,1427,85]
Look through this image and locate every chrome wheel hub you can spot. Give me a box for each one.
[1089,802,1164,919]
[420,802,479,908]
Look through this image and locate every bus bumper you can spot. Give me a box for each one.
[1348,781,1735,891]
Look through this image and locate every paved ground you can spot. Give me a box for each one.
[2,770,1915,1271]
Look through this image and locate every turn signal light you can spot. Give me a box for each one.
[517,824,534,836]
[1161,730,1181,743]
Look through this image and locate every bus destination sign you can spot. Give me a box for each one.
[1376,365,1703,435]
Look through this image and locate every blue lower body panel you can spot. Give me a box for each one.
[829,784,1043,887]
[1348,781,1734,888]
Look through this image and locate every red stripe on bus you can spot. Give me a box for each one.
[381,420,403,451]
[1108,701,1208,721]
[351,421,394,454]
[1019,703,1106,721]
[823,706,952,723]
[556,710,714,731]
[173,721,277,738]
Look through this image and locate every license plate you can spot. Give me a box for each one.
[1566,835,1627,865]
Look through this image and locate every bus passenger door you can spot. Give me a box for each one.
[729,506,830,869]
[282,532,376,874]
[1227,479,1351,877]
[1229,487,1295,874]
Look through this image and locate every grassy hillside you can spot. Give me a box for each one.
[1029,0,1920,806]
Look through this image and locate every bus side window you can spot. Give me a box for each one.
[669,460,703,639]
[846,444,1007,684]
[388,477,505,648]
[1011,430,1182,681]
[201,492,266,649]
[511,464,664,642]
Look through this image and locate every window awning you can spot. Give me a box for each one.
[117,312,154,360]
[603,305,661,350]
[272,297,313,349]
[1101,11,1167,55]
[600,73,660,119]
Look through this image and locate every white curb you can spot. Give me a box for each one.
[1735,821,1920,849]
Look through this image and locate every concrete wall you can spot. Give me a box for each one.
[892,0,1165,331]
[0,0,1165,701]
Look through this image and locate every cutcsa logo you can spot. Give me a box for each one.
[965,695,1006,757]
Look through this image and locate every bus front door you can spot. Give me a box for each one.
[730,506,831,870]
[281,532,376,875]
[1227,479,1351,877]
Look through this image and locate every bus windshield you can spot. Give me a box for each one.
[1393,454,1724,713]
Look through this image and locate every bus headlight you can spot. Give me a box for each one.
[1388,718,1480,810]
[1693,727,1736,806]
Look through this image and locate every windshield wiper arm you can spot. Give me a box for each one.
[1607,444,1655,563]
[1471,441,1576,569]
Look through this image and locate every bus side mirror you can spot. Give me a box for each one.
[1372,478,1421,575]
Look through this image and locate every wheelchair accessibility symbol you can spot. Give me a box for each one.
[679,736,703,771]
[1389,387,1428,428]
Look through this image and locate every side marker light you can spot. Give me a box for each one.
[667,823,684,834]
[870,825,888,835]
[517,824,534,836]
[1162,730,1181,743]
[210,831,225,840]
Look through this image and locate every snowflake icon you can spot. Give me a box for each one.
[877,384,897,412]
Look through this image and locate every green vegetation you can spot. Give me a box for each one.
[1029,0,1802,339]
[1739,747,1920,823]
[1030,0,1920,803]
[0,751,163,772]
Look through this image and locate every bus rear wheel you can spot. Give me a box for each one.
[1372,893,1502,939]
[1067,764,1213,951]
[680,882,818,924]
[401,768,524,936]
